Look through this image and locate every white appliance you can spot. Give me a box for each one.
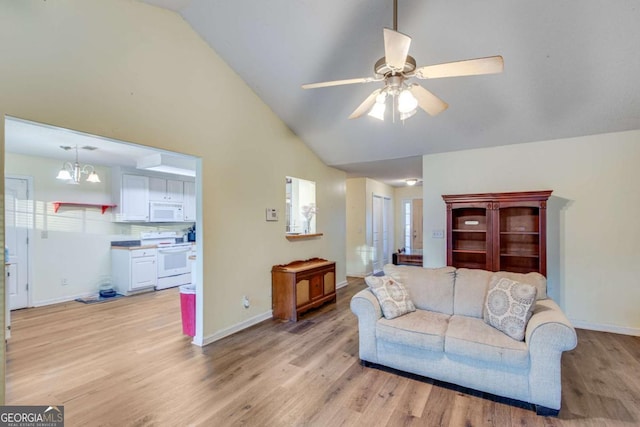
[149,201,184,222]
[140,232,192,290]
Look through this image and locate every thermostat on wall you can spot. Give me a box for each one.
[266,208,278,221]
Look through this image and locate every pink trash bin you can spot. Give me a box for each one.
[179,284,196,336]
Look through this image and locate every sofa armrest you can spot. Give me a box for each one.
[525,298,578,410]
[526,299,577,350]
[350,289,383,363]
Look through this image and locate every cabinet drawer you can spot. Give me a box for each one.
[131,248,157,258]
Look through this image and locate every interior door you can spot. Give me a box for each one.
[412,199,423,250]
[5,177,31,309]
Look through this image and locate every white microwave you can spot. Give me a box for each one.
[149,202,184,222]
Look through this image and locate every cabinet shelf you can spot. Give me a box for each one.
[500,231,539,235]
[53,202,116,214]
[452,229,487,233]
[453,249,486,254]
[500,253,540,258]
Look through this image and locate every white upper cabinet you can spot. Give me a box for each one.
[149,177,184,202]
[183,181,196,221]
[116,174,150,221]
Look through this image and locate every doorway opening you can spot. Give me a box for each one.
[3,116,203,343]
[403,198,423,251]
[372,194,392,274]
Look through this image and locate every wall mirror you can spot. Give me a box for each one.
[285,176,316,235]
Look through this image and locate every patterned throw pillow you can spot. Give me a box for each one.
[365,275,416,319]
[484,277,537,341]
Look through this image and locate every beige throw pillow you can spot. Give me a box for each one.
[484,277,537,341]
[365,275,416,320]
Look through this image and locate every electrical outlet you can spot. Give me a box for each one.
[242,296,250,309]
[61,278,68,286]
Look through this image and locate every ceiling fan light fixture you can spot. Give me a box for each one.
[399,108,417,121]
[368,92,388,120]
[397,88,418,113]
[368,102,386,121]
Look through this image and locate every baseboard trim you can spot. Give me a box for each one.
[33,292,95,307]
[570,319,640,337]
[200,310,273,347]
[336,280,348,289]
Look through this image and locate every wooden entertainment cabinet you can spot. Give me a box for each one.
[271,258,336,322]
[442,190,552,275]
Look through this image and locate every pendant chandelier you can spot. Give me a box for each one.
[56,145,101,184]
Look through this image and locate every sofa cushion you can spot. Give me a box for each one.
[377,310,450,352]
[491,271,547,300]
[453,268,493,318]
[383,264,456,315]
[445,315,529,369]
[484,278,537,341]
[365,275,416,319]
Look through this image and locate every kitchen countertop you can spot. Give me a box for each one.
[111,240,158,250]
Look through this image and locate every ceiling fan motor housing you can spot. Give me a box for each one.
[374,55,416,77]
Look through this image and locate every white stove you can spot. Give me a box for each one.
[140,232,192,290]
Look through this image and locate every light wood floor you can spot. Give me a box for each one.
[6,278,640,426]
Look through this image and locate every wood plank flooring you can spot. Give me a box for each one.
[5,278,640,426]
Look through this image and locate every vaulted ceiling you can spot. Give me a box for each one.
[143,0,640,186]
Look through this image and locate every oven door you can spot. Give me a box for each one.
[157,246,191,277]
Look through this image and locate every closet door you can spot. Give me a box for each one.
[372,195,383,274]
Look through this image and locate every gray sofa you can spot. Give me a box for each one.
[350,265,577,415]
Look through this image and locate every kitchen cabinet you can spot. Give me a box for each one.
[111,247,157,295]
[442,190,552,275]
[271,258,336,321]
[113,173,149,222]
[149,177,184,202]
[183,181,196,221]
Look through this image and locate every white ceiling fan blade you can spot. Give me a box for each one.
[409,84,448,116]
[415,56,504,79]
[302,77,377,89]
[349,89,382,119]
[383,28,411,71]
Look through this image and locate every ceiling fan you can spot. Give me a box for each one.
[302,0,504,121]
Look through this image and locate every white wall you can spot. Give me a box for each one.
[346,178,394,276]
[0,0,347,386]
[346,178,366,276]
[422,130,640,335]
[5,152,191,305]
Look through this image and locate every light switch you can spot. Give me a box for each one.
[432,229,445,239]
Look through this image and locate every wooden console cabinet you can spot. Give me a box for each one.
[442,190,552,275]
[271,258,336,321]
